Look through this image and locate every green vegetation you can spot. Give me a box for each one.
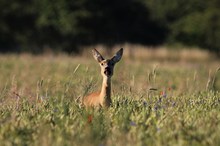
[0,50,220,146]
[0,0,219,54]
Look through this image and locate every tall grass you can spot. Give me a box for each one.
[0,48,220,146]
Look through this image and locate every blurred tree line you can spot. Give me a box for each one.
[0,0,219,54]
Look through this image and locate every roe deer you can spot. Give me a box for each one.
[83,48,123,107]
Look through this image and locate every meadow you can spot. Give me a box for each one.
[0,46,220,146]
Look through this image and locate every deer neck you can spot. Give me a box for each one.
[100,76,112,106]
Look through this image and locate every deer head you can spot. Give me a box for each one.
[92,48,123,78]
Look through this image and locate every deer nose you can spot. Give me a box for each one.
[104,67,111,76]
[105,67,111,72]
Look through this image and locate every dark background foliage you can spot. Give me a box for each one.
[0,0,219,54]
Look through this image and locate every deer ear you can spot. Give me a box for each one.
[92,49,104,62]
[111,48,123,63]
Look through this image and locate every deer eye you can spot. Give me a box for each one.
[101,63,104,66]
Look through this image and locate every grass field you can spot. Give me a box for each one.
[0,47,220,146]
